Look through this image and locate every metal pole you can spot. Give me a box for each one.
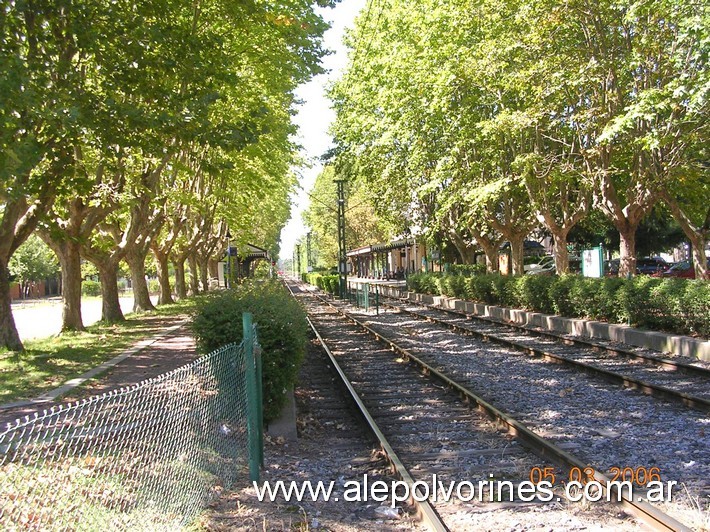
[226,232,231,288]
[295,243,301,280]
[335,179,347,299]
[243,312,261,482]
[255,333,264,467]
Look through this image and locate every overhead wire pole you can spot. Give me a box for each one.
[335,179,347,299]
[295,243,301,279]
[306,231,312,272]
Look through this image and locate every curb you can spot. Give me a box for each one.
[0,319,190,412]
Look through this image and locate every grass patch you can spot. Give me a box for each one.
[0,298,200,404]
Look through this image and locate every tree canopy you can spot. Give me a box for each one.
[328,0,708,278]
[0,0,332,349]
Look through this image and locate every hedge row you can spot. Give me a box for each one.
[191,279,308,422]
[407,272,710,338]
[302,272,339,295]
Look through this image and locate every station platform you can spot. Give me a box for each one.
[345,277,406,289]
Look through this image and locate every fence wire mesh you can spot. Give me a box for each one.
[0,332,260,531]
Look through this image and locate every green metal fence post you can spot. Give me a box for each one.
[243,312,261,482]
[254,330,264,468]
[375,284,379,315]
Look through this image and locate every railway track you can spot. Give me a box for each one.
[375,294,710,412]
[287,280,697,531]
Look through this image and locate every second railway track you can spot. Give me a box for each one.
[375,292,710,412]
[287,280,706,530]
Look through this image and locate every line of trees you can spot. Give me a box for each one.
[0,0,336,351]
[329,0,708,279]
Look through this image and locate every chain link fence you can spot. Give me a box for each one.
[0,315,263,530]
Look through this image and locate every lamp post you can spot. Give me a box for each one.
[226,230,232,288]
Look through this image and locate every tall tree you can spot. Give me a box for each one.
[0,2,91,349]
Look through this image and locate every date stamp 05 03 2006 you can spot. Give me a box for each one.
[528,466,678,503]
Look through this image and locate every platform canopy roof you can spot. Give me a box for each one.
[347,238,416,256]
[222,243,270,260]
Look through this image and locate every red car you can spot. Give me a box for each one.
[660,260,708,279]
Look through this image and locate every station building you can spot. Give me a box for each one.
[346,238,443,280]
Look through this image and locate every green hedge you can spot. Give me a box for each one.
[191,280,308,422]
[302,272,340,295]
[406,273,709,337]
[81,280,101,297]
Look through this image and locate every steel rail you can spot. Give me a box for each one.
[379,299,710,413]
[387,292,710,378]
[285,281,448,532]
[294,281,691,532]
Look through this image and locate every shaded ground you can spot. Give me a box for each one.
[0,315,197,427]
[199,339,422,532]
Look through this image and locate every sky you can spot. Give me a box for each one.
[278,0,366,260]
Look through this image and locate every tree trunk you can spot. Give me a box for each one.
[55,240,85,331]
[97,261,125,322]
[551,228,571,274]
[449,233,475,263]
[509,235,526,276]
[661,192,709,281]
[127,248,155,312]
[188,255,199,295]
[199,257,210,292]
[208,259,219,281]
[0,259,23,351]
[690,237,709,281]
[618,224,637,278]
[155,251,174,305]
[173,258,187,300]
[478,241,500,273]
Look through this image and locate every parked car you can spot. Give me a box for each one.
[605,257,670,276]
[660,260,709,279]
[524,255,556,275]
[605,258,620,277]
[635,257,669,275]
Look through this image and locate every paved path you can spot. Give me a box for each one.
[11,296,156,341]
[0,315,197,427]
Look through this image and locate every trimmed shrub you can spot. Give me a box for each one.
[406,272,442,294]
[679,281,710,337]
[438,274,468,299]
[192,280,308,422]
[302,272,339,295]
[510,275,555,314]
[548,274,577,317]
[404,271,708,337]
[81,280,101,297]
